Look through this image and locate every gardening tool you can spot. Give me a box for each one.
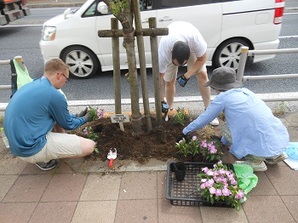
[107,148,117,168]
[161,101,169,122]
[165,111,169,122]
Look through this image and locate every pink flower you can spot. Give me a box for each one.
[202,167,209,173]
[235,190,245,199]
[230,179,237,185]
[97,108,104,119]
[209,146,217,154]
[200,183,207,189]
[222,187,231,196]
[209,187,216,194]
[192,136,198,141]
[83,128,88,135]
[215,189,222,196]
[206,179,214,187]
[201,140,207,148]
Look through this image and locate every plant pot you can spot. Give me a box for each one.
[171,162,186,182]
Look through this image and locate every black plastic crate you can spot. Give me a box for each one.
[166,162,234,207]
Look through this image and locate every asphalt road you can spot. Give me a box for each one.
[0,8,297,103]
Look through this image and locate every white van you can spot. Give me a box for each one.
[39,0,285,78]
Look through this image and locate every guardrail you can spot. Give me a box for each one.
[237,47,298,101]
[0,59,11,91]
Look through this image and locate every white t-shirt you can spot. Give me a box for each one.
[158,21,207,74]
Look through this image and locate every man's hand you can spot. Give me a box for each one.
[176,134,190,143]
[176,75,188,87]
[83,112,93,122]
[77,107,88,117]
[161,101,169,113]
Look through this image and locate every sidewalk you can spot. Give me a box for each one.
[0,112,298,223]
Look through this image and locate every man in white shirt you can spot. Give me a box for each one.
[159,21,218,125]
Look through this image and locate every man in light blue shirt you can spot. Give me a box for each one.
[183,67,289,171]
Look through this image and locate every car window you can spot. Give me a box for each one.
[154,0,222,9]
[139,0,153,10]
[82,0,154,18]
[82,1,98,17]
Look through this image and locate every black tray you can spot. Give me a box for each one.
[166,162,234,207]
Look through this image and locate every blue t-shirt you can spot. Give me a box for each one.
[3,78,86,157]
[183,88,289,159]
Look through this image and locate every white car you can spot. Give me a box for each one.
[40,0,285,78]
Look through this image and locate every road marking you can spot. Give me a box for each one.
[279,35,298,39]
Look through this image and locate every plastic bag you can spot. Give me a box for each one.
[285,142,298,160]
[233,164,258,194]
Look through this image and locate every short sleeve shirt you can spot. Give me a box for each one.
[158,21,207,73]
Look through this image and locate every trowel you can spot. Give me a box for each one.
[107,148,117,168]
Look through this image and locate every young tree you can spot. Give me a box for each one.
[103,0,143,132]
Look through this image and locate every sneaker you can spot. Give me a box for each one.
[35,159,58,171]
[235,160,267,172]
[265,153,288,165]
[210,117,219,126]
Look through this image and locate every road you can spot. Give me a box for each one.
[0,8,297,103]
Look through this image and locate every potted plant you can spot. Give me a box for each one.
[175,136,223,162]
[198,161,245,210]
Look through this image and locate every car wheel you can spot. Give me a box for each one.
[61,46,99,79]
[213,38,252,69]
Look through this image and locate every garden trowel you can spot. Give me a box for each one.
[107,148,117,168]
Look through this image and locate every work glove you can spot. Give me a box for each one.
[76,107,88,117]
[176,133,190,143]
[176,74,188,87]
[161,101,169,113]
[83,111,93,122]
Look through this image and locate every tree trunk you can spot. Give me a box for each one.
[103,0,142,133]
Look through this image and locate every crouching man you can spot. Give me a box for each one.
[4,58,95,170]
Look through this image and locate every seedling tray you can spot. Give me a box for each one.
[166,162,234,207]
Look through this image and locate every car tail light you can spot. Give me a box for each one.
[274,0,285,24]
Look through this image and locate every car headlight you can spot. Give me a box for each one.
[41,26,56,41]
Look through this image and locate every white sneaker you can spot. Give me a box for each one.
[235,160,267,172]
[210,117,219,126]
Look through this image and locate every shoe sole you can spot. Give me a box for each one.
[265,155,288,165]
[35,161,58,171]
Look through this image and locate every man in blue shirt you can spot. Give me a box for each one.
[4,58,95,170]
[182,67,289,171]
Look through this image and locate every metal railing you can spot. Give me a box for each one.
[237,47,298,101]
[0,59,11,90]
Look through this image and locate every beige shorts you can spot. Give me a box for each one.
[163,52,207,82]
[20,132,82,163]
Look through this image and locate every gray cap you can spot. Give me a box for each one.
[204,67,242,91]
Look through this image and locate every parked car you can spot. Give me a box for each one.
[39,0,285,79]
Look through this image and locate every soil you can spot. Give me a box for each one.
[75,116,221,164]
